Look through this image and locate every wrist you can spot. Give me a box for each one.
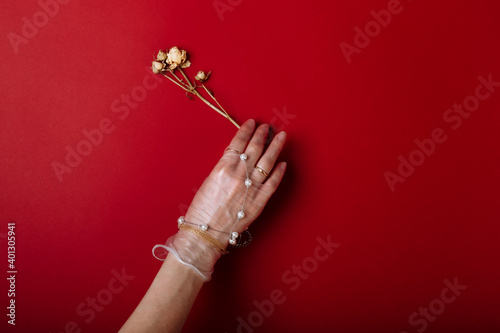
[184,210,231,246]
[177,224,228,255]
[162,252,207,285]
[167,229,222,281]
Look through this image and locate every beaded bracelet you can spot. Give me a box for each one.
[177,216,252,248]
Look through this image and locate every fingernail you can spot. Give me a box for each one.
[279,131,287,140]
[281,162,287,170]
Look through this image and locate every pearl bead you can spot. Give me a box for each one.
[177,216,185,227]
[229,238,236,245]
[245,178,252,188]
[237,210,245,219]
[200,224,208,231]
[231,231,239,238]
[240,153,247,161]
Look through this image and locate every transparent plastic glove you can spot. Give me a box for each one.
[153,230,222,281]
[154,119,287,280]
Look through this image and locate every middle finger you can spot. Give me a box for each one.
[244,123,269,167]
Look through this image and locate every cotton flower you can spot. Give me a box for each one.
[166,46,190,69]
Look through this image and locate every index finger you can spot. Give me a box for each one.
[223,119,255,155]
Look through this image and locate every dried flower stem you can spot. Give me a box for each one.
[170,71,186,87]
[178,68,194,89]
[163,74,190,92]
[202,84,226,114]
[153,47,240,129]
[201,84,240,129]
[164,68,239,129]
[193,90,240,128]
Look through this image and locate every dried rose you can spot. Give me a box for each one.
[166,46,190,69]
[195,70,211,83]
[151,61,164,74]
[157,50,167,61]
[148,47,240,128]
[195,71,206,81]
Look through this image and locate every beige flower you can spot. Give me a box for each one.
[166,46,190,69]
[195,70,211,83]
[157,50,167,61]
[151,61,164,74]
[195,71,206,81]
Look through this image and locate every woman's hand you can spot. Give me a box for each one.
[153,119,287,280]
[121,119,288,333]
[185,119,287,245]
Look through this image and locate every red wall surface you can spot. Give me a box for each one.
[1,0,500,332]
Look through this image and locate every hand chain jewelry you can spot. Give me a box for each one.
[176,152,253,249]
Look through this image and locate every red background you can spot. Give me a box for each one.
[1,0,500,332]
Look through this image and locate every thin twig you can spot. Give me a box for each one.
[178,68,194,89]
[169,70,189,88]
[202,84,228,115]
[160,65,240,129]
[163,74,191,92]
[192,90,229,118]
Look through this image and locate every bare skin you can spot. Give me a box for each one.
[120,119,287,332]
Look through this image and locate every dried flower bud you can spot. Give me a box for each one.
[195,71,206,81]
[151,61,164,74]
[166,46,188,70]
[157,50,167,61]
[195,70,211,83]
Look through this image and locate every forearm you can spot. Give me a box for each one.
[119,253,204,333]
